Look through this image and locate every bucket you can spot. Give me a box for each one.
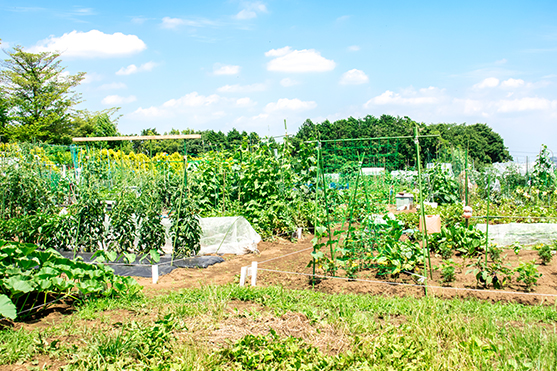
[419,215,441,234]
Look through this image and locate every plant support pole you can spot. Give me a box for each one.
[465,144,469,228]
[414,126,432,284]
[485,174,490,268]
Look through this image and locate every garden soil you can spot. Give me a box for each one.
[136,235,557,306]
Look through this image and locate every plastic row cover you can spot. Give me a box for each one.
[199,216,261,255]
[476,223,557,246]
[161,216,261,255]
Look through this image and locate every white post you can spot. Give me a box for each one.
[297,227,302,240]
[239,266,248,286]
[251,261,258,286]
[152,265,159,284]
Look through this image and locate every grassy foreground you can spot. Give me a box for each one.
[1,285,557,370]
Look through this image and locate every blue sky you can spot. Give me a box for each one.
[1,0,556,160]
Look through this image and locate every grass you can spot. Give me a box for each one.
[1,285,556,370]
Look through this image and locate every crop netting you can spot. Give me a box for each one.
[310,137,422,277]
[320,138,403,173]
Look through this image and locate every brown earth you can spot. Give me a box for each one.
[135,235,557,306]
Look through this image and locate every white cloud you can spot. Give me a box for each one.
[81,72,103,84]
[364,87,442,107]
[497,97,556,112]
[235,10,257,20]
[131,106,169,118]
[235,2,268,20]
[29,30,146,58]
[266,47,336,73]
[339,69,369,85]
[280,78,299,87]
[161,17,185,29]
[129,91,254,125]
[163,92,220,107]
[101,95,137,105]
[213,64,241,75]
[131,16,149,24]
[347,45,360,52]
[217,83,266,93]
[336,15,350,22]
[98,82,127,90]
[500,78,525,88]
[116,61,158,75]
[265,98,317,112]
[264,46,292,57]
[474,77,500,89]
[494,58,507,65]
[236,97,256,107]
[452,98,485,115]
[160,16,216,29]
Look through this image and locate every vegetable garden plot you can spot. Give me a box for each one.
[300,134,557,296]
[308,134,431,279]
[3,137,557,303]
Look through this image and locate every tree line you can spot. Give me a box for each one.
[0,43,511,166]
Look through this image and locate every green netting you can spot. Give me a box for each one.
[320,138,402,173]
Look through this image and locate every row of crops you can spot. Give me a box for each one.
[1,139,556,319]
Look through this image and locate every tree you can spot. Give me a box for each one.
[0,46,85,143]
[0,91,9,142]
[71,108,120,148]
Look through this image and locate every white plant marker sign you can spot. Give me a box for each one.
[239,261,258,286]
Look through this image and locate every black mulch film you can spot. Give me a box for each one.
[59,252,225,278]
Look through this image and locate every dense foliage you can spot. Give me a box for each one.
[294,116,512,167]
[0,46,85,144]
[0,240,139,320]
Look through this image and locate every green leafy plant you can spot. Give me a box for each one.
[536,243,554,265]
[488,244,503,262]
[515,260,542,292]
[108,191,137,253]
[309,225,338,276]
[0,240,140,320]
[429,165,460,204]
[467,257,513,289]
[429,224,485,258]
[511,242,522,256]
[72,188,106,252]
[211,330,331,370]
[171,201,202,258]
[437,259,457,284]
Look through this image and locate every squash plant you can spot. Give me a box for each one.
[0,240,139,320]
